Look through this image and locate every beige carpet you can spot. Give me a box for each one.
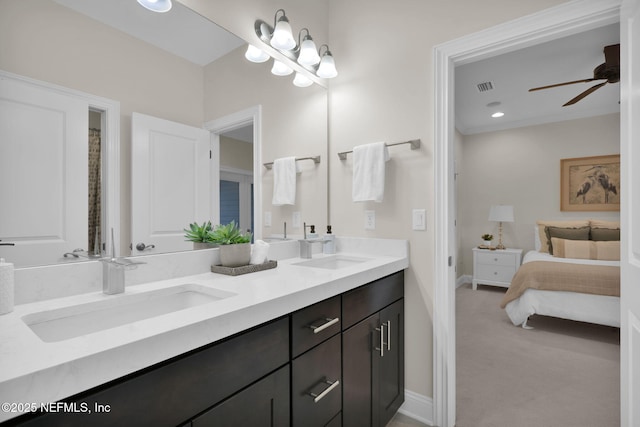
[455,283,620,427]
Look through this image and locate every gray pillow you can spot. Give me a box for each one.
[545,226,591,255]
[590,228,620,241]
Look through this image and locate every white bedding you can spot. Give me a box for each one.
[504,250,620,327]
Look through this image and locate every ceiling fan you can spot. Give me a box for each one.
[528,43,620,106]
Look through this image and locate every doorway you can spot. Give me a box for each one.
[432,2,622,426]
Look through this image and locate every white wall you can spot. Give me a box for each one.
[326,0,568,400]
[457,113,620,276]
[220,136,253,172]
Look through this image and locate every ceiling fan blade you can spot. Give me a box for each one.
[562,81,608,106]
[603,44,620,67]
[529,78,603,92]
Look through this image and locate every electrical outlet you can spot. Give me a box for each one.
[292,211,301,228]
[412,209,426,231]
[364,210,375,230]
[264,211,272,227]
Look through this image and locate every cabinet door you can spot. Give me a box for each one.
[378,300,404,427]
[342,313,379,427]
[192,365,290,427]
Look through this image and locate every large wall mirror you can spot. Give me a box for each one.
[0,0,328,268]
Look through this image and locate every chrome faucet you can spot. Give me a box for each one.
[99,229,144,294]
[299,222,329,259]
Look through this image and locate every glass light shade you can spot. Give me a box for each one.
[293,72,313,87]
[316,53,338,79]
[271,18,296,50]
[298,38,321,66]
[136,0,172,13]
[271,60,293,76]
[245,44,269,63]
[488,205,514,223]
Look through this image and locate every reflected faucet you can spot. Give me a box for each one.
[99,229,144,295]
[299,222,329,259]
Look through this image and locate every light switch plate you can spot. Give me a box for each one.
[412,209,426,231]
[364,210,375,230]
[264,211,272,227]
[292,211,301,228]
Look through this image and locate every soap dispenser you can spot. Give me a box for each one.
[323,225,335,254]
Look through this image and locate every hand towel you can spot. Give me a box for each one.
[250,240,270,264]
[352,142,390,203]
[272,156,297,205]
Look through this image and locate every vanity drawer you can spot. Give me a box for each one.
[342,271,404,330]
[291,295,341,358]
[292,334,342,427]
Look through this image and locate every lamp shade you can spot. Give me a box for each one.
[245,44,269,63]
[488,205,514,223]
[298,37,321,66]
[316,51,338,79]
[271,16,296,50]
[293,72,313,87]
[137,0,172,13]
[271,60,293,76]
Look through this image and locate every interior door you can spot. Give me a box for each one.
[131,113,210,255]
[620,0,640,425]
[0,75,88,266]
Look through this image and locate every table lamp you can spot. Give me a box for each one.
[489,205,514,250]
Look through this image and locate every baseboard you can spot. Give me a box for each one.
[456,274,471,288]
[398,389,434,426]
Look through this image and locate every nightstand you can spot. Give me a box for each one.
[472,247,523,290]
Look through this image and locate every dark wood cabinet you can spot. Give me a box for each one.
[342,272,405,427]
[192,365,290,427]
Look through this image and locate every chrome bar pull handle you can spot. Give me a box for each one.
[309,380,340,403]
[308,317,339,334]
[386,320,391,351]
[375,324,386,357]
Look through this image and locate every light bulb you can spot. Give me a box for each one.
[136,0,172,13]
[271,60,293,76]
[298,37,320,66]
[293,72,313,87]
[245,45,269,63]
[316,52,338,79]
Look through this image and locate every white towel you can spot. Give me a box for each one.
[352,142,390,203]
[250,240,270,264]
[272,157,297,205]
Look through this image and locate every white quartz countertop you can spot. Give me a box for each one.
[0,238,408,422]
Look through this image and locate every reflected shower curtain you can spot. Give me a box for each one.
[88,128,101,255]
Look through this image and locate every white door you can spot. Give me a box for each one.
[131,113,210,255]
[0,75,88,267]
[620,0,640,425]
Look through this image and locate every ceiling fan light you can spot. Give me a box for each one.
[271,15,296,51]
[316,52,338,79]
[293,72,313,87]
[245,44,270,63]
[298,37,321,66]
[136,0,172,13]
[271,60,293,76]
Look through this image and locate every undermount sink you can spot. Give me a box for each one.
[22,284,236,343]
[293,255,371,270]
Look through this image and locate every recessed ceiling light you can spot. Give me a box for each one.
[491,112,505,118]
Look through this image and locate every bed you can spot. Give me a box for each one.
[500,220,620,329]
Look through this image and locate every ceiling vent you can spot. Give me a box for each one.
[476,81,494,92]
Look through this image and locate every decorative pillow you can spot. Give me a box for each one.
[590,228,621,241]
[551,238,620,261]
[589,219,620,230]
[545,226,591,255]
[536,220,590,253]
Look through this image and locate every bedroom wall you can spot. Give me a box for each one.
[457,113,620,277]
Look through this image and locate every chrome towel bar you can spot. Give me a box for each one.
[263,155,321,169]
[337,139,421,160]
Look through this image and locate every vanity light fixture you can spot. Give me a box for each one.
[136,0,172,13]
[245,9,338,87]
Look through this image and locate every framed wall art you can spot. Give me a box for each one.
[561,154,620,211]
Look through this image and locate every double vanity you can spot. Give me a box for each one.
[0,237,408,426]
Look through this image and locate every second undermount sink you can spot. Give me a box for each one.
[22,284,236,343]
[293,255,371,270]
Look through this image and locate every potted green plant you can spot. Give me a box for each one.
[184,221,215,250]
[209,221,252,267]
[481,233,494,247]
